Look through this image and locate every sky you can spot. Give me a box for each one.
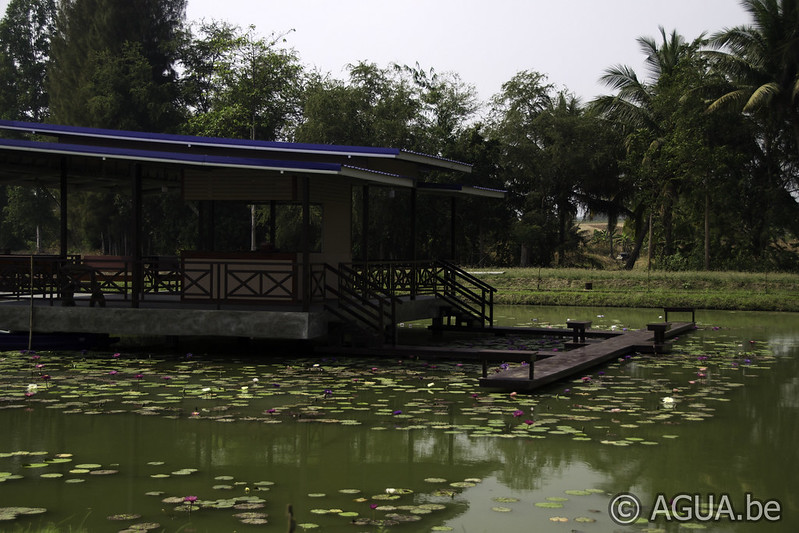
[0,0,753,103]
[184,0,753,103]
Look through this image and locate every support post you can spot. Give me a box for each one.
[409,188,417,299]
[361,185,369,262]
[131,164,142,308]
[59,157,68,259]
[269,200,276,246]
[301,175,311,311]
[450,196,456,261]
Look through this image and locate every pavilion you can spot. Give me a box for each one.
[0,120,503,344]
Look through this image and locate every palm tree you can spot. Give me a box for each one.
[591,27,693,268]
[705,0,799,156]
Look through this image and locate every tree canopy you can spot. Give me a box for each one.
[0,0,796,271]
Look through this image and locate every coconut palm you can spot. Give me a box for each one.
[591,27,694,267]
[705,0,799,155]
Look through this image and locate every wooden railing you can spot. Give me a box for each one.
[181,258,297,303]
[321,263,401,344]
[0,256,496,327]
[0,255,67,302]
[347,260,495,328]
[433,260,495,327]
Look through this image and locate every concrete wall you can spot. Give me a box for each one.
[0,306,330,340]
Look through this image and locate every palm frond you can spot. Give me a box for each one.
[706,87,755,113]
[743,81,781,111]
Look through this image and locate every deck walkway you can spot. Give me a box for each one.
[479,322,696,391]
[317,320,696,392]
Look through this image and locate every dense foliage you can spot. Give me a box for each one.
[0,0,796,270]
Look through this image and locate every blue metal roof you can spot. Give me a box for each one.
[0,136,344,172]
[0,119,398,156]
[0,119,472,171]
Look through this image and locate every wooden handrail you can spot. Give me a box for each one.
[322,263,398,344]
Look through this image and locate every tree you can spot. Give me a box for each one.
[705,0,799,159]
[703,0,799,266]
[0,0,56,121]
[49,0,186,130]
[179,22,304,141]
[591,28,697,268]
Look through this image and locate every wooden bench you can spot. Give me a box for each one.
[663,306,695,323]
[566,320,592,343]
[647,322,671,345]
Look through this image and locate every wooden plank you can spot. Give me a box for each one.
[480,322,695,391]
[430,324,623,339]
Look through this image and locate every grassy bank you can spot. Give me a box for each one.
[468,268,799,312]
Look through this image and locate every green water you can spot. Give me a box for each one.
[0,306,796,532]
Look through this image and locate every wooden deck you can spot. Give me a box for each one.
[479,322,696,391]
[316,319,697,393]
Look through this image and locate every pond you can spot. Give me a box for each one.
[0,305,796,532]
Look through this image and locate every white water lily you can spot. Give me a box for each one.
[26,384,38,393]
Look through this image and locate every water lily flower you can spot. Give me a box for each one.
[323,389,332,397]
[112,353,120,358]
[108,370,118,375]
[385,488,397,494]
[392,410,402,415]
[185,353,193,359]
[512,410,524,418]
[26,384,38,393]
[135,374,144,380]
[524,419,534,425]
[266,408,277,414]
[35,363,44,369]
[252,378,259,383]
[183,495,198,513]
